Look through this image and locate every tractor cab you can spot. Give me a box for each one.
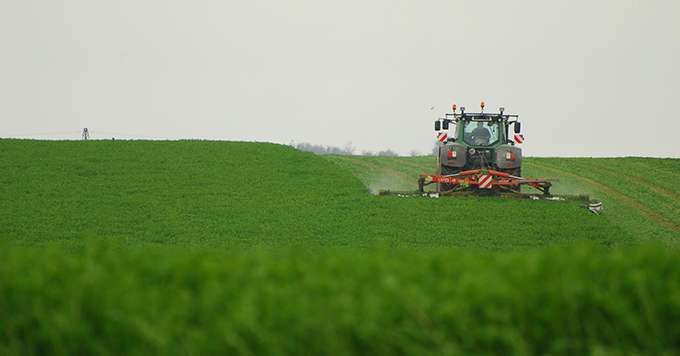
[462,118,501,147]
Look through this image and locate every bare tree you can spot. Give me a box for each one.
[376,149,399,157]
[294,142,357,156]
[293,142,403,157]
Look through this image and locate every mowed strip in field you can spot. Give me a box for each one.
[327,155,680,242]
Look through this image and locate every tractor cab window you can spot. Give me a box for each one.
[463,121,499,146]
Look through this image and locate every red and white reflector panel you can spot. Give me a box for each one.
[513,133,525,144]
[437,131,448,142]
[478,174,493,189]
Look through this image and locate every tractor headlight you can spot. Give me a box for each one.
[469,148,476,155]
[447,149,456,159]
[505,151,516,161]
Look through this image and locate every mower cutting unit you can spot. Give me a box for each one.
[418,168,552,196]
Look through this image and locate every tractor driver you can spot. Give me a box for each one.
[470,121,491,145]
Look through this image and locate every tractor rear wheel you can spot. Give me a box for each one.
[509,167,522,192]
[439,166,459,193]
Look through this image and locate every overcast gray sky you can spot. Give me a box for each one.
[1,0,679,157]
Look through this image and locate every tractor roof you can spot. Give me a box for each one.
[443,112,519,123]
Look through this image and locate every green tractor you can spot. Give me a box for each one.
[431,102,527,193]
[413,102,601,213]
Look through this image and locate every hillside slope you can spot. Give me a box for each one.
[0,140,631,249]
[326,155,680,242]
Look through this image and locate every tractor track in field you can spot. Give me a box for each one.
[589,164,680,203]
[526,161,680,234]
[569,162,680,221]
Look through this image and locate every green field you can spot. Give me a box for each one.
[1,139,680,355]
[327,155,680,242]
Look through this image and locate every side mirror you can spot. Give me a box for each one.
[434,121,441,131]
[514,122,521,133]
[442,120,449,130]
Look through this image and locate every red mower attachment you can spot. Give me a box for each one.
[418,169,552,195]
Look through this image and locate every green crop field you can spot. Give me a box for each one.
[327,155,680,242]
[1,139,680,355]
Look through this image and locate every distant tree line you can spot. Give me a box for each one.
[290,142,417,157]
